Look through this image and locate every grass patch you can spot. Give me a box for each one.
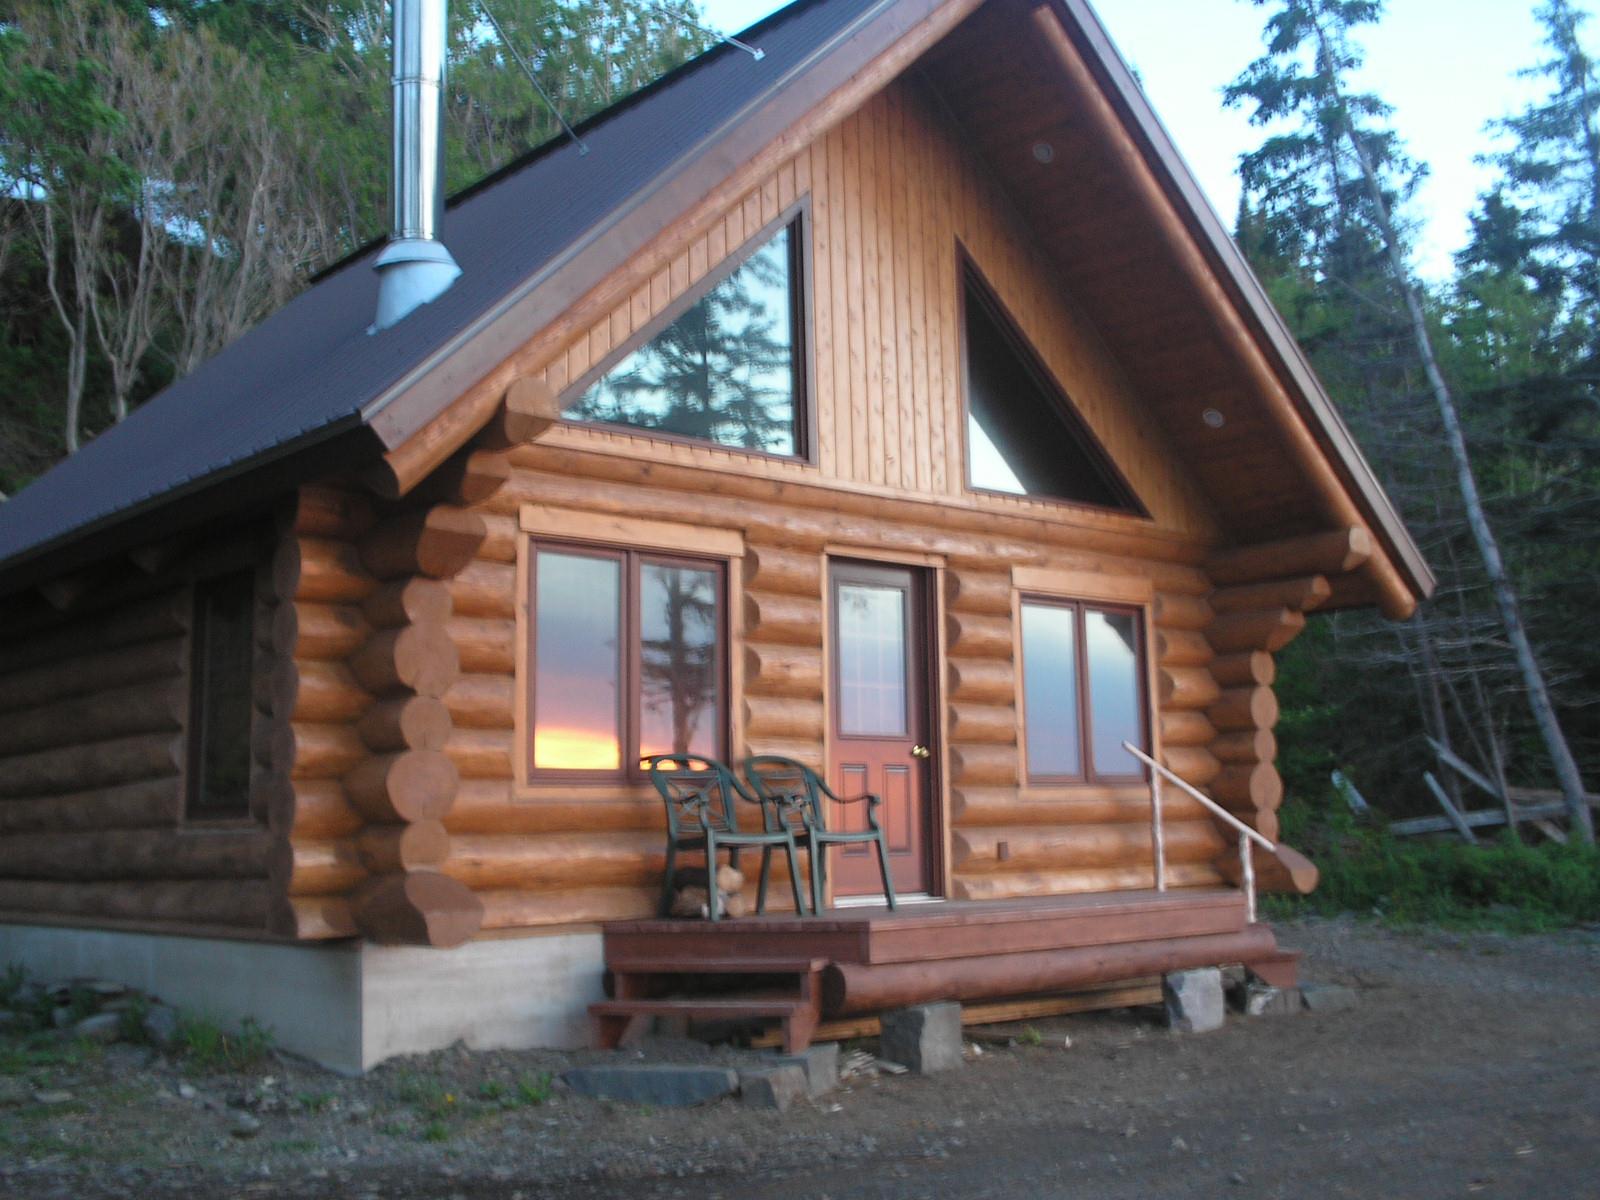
[1267,795,1600,932]
[1016,1025,1043,1047]
[0,1033,101,1076]
[515,1072,553,1106]
[177,1014,274,1072]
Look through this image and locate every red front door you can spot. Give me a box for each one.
[828,561,936,899]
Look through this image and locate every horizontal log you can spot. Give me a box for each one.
[476,376,562,451]
[951,786,1209,828]
[344,750,460,823]
[1160,710,1216,748]
[444,674,516,730]
[1209,762,1284,811]
[274,837,366,897]
[1212,729,1276,765]
[414,447,513,506]
[1161,745,1222,787]
[948,702,1017,745]
[1211,575,1331,615]
[1208,686,1279,732]
[0,678,185,758]
[286,779,363,839]
[944,569,1012,615]
[359,820,450,875]
[949,744,1018,787]
[352,872,484,947]
[741,737,824,770]
[742,695,825,740]
[1209,527,1372,586]
[447,616,515,676]
[945,612,1012,659]
[477,885,658,929]
[1152,592,1212,632]
[279,894,357,940]
[362,577,452,630]
[0,827,271,882]
[0,636,185,715]
[1217,841,1317,895]
[1207,607,1306,654]
[0,734,183,800]
[288,722,368,781]
[0,590,188,675]
[949,860,1224,903]
[744,643,823,699]
[1210,650,1274,688]
[0,879,270,929]
[282,536,376,604]
[0,778,179,834]
[358,695,452,752]
[445,781,662,834]
[447,561,517,619]
[291,661,372,724]
[349,624,461,698]
[360,507,487,582]
[1158,667,1221,711]
[1213,803,1280,843]
[1156,628,1213,669]
[292,485,375,540]
[947,657,1015,704]
[279,602,370,662]
[479,513,518,563]
[953,819,1224,873]
[444,831,663,889]
[742,592,822,646]
[444,728,514,780]
[742,546,820,597]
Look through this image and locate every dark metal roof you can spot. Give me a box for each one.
[0,0,884,576]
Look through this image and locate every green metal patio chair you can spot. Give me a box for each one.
[743,755,897,915]
[645,754,809,921]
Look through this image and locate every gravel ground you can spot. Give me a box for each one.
[3,915,1598,1199]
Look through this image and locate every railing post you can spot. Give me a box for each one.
[1150,771,1167,892]
[1240,830,1256,924]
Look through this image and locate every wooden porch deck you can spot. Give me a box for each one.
[593,888,1294,1052]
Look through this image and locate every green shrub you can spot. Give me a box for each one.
[0,964,24,1007]
[178,1014,275,1071]
[515,1072,553,1106]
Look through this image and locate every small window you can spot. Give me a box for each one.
[187,572,256,820]
[1020,597,1147,783]
[528,543,725,778]
[962,269,1143,513]
[565,222,803,456]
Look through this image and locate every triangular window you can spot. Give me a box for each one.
[963,269,1143,513]
[564,222,802,456]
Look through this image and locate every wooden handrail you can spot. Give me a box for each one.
[1122,742,1275,850]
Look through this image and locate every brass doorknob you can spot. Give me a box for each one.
[910,745,931,759]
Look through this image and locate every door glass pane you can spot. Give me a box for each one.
[837,583,907,737]
[566,226,799,455]
[1021,602,1080,778]
[533,551,621,771]
[1086,608,1143,776]
[638,562,721,761]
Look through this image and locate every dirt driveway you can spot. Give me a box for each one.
[5,916,1599,1199]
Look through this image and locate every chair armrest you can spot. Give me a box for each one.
[830,792,881,807]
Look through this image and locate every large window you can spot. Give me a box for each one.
[1020,597,1147,783]
[187,571,256,821]
[528,544,725,778]
[564,221,804,457]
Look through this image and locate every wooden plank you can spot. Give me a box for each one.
[1389,802,1569,836]
[1423,771,1478,842]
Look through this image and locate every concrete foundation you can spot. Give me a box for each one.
[0,923,606,1075]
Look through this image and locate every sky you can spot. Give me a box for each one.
[694,0,1591,281]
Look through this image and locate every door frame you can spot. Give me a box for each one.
[822,552,947,904]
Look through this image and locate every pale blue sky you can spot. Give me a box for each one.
[695,0,1589,280]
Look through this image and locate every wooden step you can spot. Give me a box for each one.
[1243,948,1301,989]
[608,956,828,975]
[592,990,822,1054]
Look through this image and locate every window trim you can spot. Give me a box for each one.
[555,199,815,465]
[183,569,259,825]
[1017,593,1152,787]
[956,250,1149,518]
[523,538,730,785]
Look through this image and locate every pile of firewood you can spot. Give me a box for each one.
[668,864,748,918]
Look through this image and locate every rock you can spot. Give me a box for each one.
[559,1064,739,1107]
[178,1083,198,1100]
[0,1011,24,1032]
[1164,968,1225,1034]
[229,1112,262,1138]
[85,980,127,998]
[1243,984,1301,1017]
[739,1064,808,1111]
[72,1012,124,1044]
[767,1042,840,1097]
[1300,983,1359,1013]
[880,1002,964,1074]
[50,1006,75,1029]
[32,1089,75,1106]
[142,1004,181,1050]
[0,1077,31,1106]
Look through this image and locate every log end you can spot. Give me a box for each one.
[353,872,485,947]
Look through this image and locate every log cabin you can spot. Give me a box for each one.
[0,0,1432,1072]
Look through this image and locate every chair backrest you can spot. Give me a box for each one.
[743,755,828,834]
[646,754,749,837]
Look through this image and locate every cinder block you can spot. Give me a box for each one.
[769,1041,840,1097]
[880,1002,963,1074]
[559,1064,739,1107]
[1243,983,1301,1017]
[740,1064,808,1111]
[1163,968,1225,1034]
[1300,983,1359,1013]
